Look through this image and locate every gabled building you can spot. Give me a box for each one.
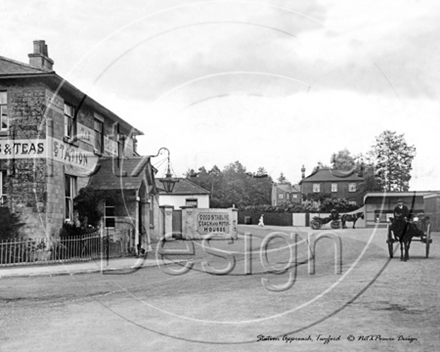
[271,182,301,206]
[300,167,364,206]
[0,40,156,243]
[155,177,210,208]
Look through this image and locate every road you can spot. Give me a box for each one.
[0,225,439,352]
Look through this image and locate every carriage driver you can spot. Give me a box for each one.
[394,199,409,221]
[391,199,410,237]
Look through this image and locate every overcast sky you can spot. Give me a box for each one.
[1,0,439,189]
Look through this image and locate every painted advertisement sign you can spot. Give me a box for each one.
[0,138,98,175]
[77,123,95,146]
[50,137,98,175]
[104,135,118,156]
[197,212,230,234]
[0,139,46,158]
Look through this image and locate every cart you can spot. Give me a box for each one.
[310,213,341,230]
[386,213,432,258]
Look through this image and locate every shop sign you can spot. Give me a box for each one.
[0,139,46,158]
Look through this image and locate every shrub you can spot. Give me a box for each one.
[0,208,24,240]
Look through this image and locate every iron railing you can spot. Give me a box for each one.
[0,230,133,266]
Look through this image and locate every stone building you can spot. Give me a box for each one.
[0,40,158,244]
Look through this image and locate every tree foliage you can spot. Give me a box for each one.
[372,130,416,191]
[186,161,273,208]
[331,148,356,171]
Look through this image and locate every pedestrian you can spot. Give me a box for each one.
[258,214,264,227]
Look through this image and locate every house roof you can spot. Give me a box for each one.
[275,183,301,193]
[0,54,143,136]
[88,157,152,191]
[0,55,52,75]
[300,168,364,184]
[155,178,210,195]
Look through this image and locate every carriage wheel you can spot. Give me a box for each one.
[331,220,341,229]
[387,225,394,258]
[425,223,431,258]
[311,220,322,230]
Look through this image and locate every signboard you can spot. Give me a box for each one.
[197,212,230,234]
[51,138,94,167]
[104,136,118,156]
[0,137,98,173]
[77,123,95,146]
[0,139,46,159]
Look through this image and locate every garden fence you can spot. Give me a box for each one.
[0,230,132,267]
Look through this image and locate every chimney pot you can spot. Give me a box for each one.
[29,40,54,71]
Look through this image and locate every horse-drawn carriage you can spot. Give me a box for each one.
[386,213,432,261]
[310,209,341,230]
[310,210,364,230]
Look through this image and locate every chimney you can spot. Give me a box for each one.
[301,165,306,179]
[28,40,54,71]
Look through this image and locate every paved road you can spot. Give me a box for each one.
[0,226,439,352]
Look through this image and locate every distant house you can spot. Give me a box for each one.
[155,178,210,209]
[300,168,364,206]
[271,183,301,206]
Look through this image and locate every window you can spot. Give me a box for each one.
[64,103,75,138]
[0,171,6,204]
[64,175,77,221]
[331,183,338,192]
[94,117,103,153]
[0,92,8,131]
[313,184,320,192]
[279,194,284,199]
[105,202,116,228]
[185,198,198,207]
[349,183,357,192]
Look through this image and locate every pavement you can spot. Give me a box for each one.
[0,256,179,279]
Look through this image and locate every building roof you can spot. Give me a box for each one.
[300,168,364,184]
[155,178,210,195]
[363,191,436,203]
[0,51,143,136]
[0,55,51,75]
[275,183,301,193]
[88,157,152,191]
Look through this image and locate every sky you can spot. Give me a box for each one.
[1,0,439,190]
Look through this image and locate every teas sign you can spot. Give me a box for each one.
[197,212,230,234]
[0,139,46,158]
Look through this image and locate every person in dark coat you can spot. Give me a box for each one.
[394,199,409,220]
[391,199,410,237]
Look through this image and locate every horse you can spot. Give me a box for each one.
[389,216,424,262]
[341,212,364,229]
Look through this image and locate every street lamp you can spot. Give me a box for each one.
[152,147,178,193]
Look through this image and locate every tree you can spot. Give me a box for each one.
[331,149,356,171]
[277,173,287,183]
[372,130,416,191]
[186,162,273,208]
[357,152,383,195]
